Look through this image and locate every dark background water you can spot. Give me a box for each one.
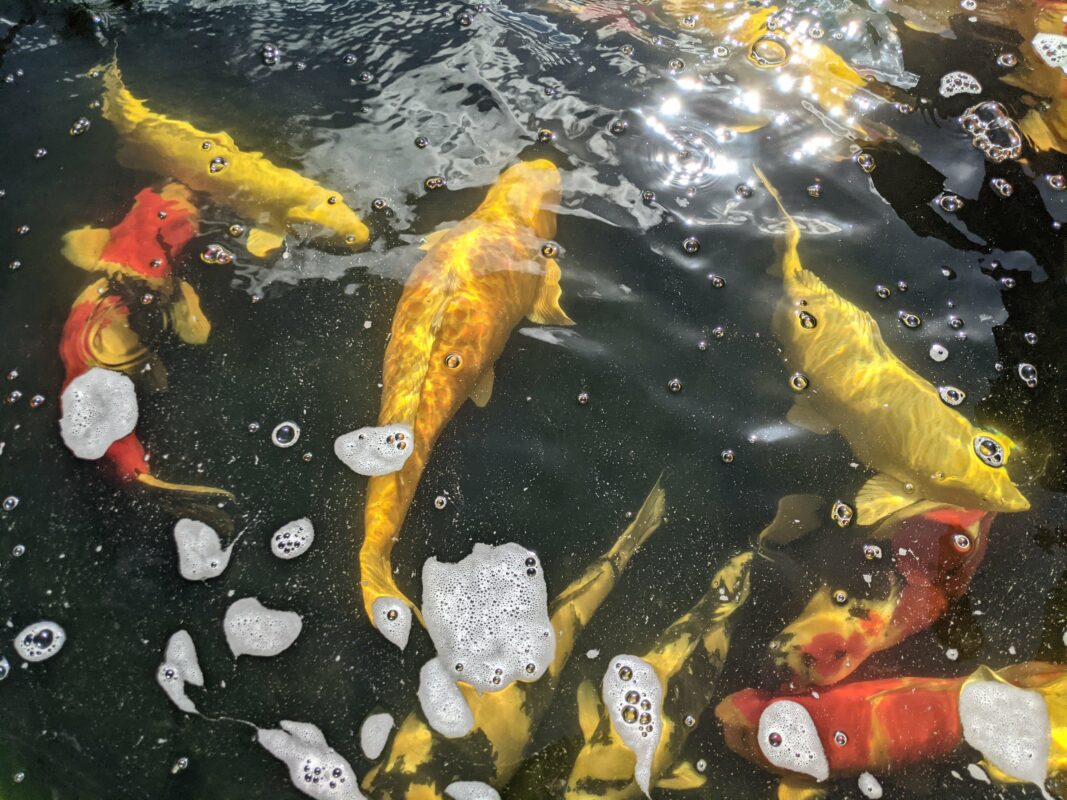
[2,0,1067,797]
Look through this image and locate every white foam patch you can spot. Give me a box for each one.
[258,720,365,799]
[372,597,412,650]
[758,700,829,782]
[1033,33,1067,71]
[602,655,663,797]
[334,424,413,476]
[959,679,1050,790]
[156,630,204,713]
[421,543,554,693]
[444,781,501,800]
[59,367,138,460]
[224,597,303,658]
[174,519,234,580]
[939,71,982,97]
[271,518,315,560]
[359,712,394,760]
[418,657,474,739]
[858,772,883,798]
[14,621,66,663]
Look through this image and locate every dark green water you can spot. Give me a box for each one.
[2,0,1067,797]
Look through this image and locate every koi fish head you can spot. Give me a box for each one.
[288,192,370,250]
[940,431,1030,514]
[891,506,992,596]
[481,159,562,240]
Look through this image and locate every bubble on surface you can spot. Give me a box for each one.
[602,655,662,796]
[334,424,414,476]
[272,422,302,448]
[939,386,966,406]
[421,543,555,693]
[973,435,1005,467]
[418,657,474,738]
[831,500,854,527]
[939,71,982,97]
[59,368,138,460]
[0,656,9,680]
[258,720,365,799]
[1033,33,1067,71]
[858,772,883,799]
[444,782,501,800]
[930,343,949,362]
[271,518,315,560]
[959,679,1050,790]
[758,700,829,781]
[14,621,66,663]
[1018,363,1038,388]
[990,178,1014,197]
[961,102,1023,163]
[224,597,303,658]
[359,713,394,760]
[69,117,91,136]
[372,597,412,650]
[174,519,234,581]
[156,630,204,714]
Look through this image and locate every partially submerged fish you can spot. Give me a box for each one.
[97,61,369,257]
[356,159,574,632]
[755,166,1029,525]
[771,506,993,687]
[362,479,665,799]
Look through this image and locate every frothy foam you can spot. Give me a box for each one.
[359,712,394,760]
[174,519,234,580]
[372,597,412,650]
[271,518,315,560]
[959,678,1050,791]
[334,424,414,476]
[444,781,501,800]
[758,700,829,782]
[422,543,554,693]
[602,655,663,797]
[224,597,303,658]
[418,657,474,739]
[59,367,138,460]
[14,621,66,663]
[858,772,883,799]
[156,630,204,713]
[258,720,365,799]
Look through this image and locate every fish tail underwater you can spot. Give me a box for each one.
[4,0,1067,798]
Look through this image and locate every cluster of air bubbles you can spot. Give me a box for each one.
[863,544,883,560]
[898,311,921,329]
[272,421,301,448]
[208,156,229,174]
[1047,174,1067,191]
[974,435,1005,467]
[342,53,357,65]
[69,117,91,137]
[990,178,1014,197]
[174,519,234,580]
[34,148,47,159]
[424,176,446,191]
[939,71,982,97]
[831,500,854,527]
[334,424,412,476]
[959,679,1051,791]
[16,224,29,235]
[758,700,829,781]
[14,621,66,663]
[961,102,1023,163]
[1032,33,1067,71]
[1017,363,1038,388]
[271,518,315,560]
[938,193,964,213]
[59,368,138,460]
[260,43,280,66]
[855,153,876,173]
[224,597,303,658]
[257,721,362,799]
[8,260,20,270]
[200,243,235,265]
[929,343,949,362]
[603,656,663,794]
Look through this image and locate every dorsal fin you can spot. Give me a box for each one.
[758,494,824,549]
[856,473,921,526]
[576,680,602,742]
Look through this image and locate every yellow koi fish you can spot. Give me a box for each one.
[362,480,665,799]
[754,166,1029,525]
[358,159,574,631]
[97,61,370,257]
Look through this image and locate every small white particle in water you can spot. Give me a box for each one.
[967,763,991,783]
[862,574,872,586]
[930,343,949,362]
[858,772,883,798]
[418,657,474,738]
[363,320,372,329]
[223,598,302,658]
[586,649,600,659]
[359,713,394,760]
[444,781,501,800]
[174,519,234,580]
[59,368,138,460]
[258,720,365,799]
[946,648,959,661]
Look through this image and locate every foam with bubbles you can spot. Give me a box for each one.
[422,543,555,693]
[156,630,204,713]
[14,621,66,663]
[418,657,474,738]
[59,367,138,460]
[758,700,830,782]
[258,720,365,799]
[858,772,883,799]
[174,519,234,580]
[602,655,663,797]
[359,712,394,760]
[959,678,1050,793]
[271,518,315,560]
[372,597,412,650]
[444,781,501,800]
[224,597,303,658]
[334,424,414,476]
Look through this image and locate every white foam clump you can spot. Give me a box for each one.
[372,597,412,650]
[422,542,555,693]
[258,720,365,799]
[359,712,394,759]
[758,700,830,782]
[939,71,982,98]
[334,424,414,476]
[418,657,474,738]
[858,772,883,799]
[271,518,315,560]
[1033,33,1067,71]
[14,621,66,662]
[59,367,138,460]
[959,678,1051,794]
[156,630,204,713]
[174,519,234,580]
[224,597,303,658]
[602,655,663,797]
[444,781,501,800]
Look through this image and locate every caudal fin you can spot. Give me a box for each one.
[135,472,235,502]
[607,473,666,569]
[752,165,802,278]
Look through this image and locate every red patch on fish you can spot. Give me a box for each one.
[97,186,198,279]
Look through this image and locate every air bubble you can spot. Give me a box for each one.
[69,118,91,136]
[856,153,876,173]
[14,621,66,662]
[666,378,683,393]
[682,237,700,254]
[721,449,735,464]
[798,311,817,329]
[898,312,921,329]
[831,501,853,527]
[789,372,809,392]
[272,422,301,448]
[973,435,1005,467]
[2,496,18,512]
[863,544,882,560]
[1047,174,1067,191]
[749,36,790,67]
[939,194,964,213]
[610,120,628,135]
[208,156,229,174]
[1017,362,1038,388]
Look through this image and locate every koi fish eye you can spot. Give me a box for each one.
[973,435,1005,467]
[832,589,848,605]
[833,730,848,746]
[939,385,966,406]
[952,532,972,553]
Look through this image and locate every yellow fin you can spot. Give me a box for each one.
[786,399,834,435]
[418,228,451,251]
[527,258,575,326]
[856,473,919,526]
[656,761,706,791]
[169,281,211,345]
[136,473,235,501]
[61,227,110,271]
[778,775,827,800]
[469,366,495,408]
[247,227,286,258]
[576,680,602,742]
[758,494,824,549]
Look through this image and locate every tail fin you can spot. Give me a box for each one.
[752,165,801,278]
[606,473,666,570]
[135,472,235,502]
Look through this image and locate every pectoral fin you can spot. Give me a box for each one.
[527,258,575,326]
[168,280,212,345]
[758,494,824,549]
[856,474,919,526]
[418,228,451,251]
[576,680,602,742]
[655,760,706,790]
[786,398,834,435]
[777,775,827,800]
[247,227,286,258]
[469,367,495,408]
[61,227,110,271]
